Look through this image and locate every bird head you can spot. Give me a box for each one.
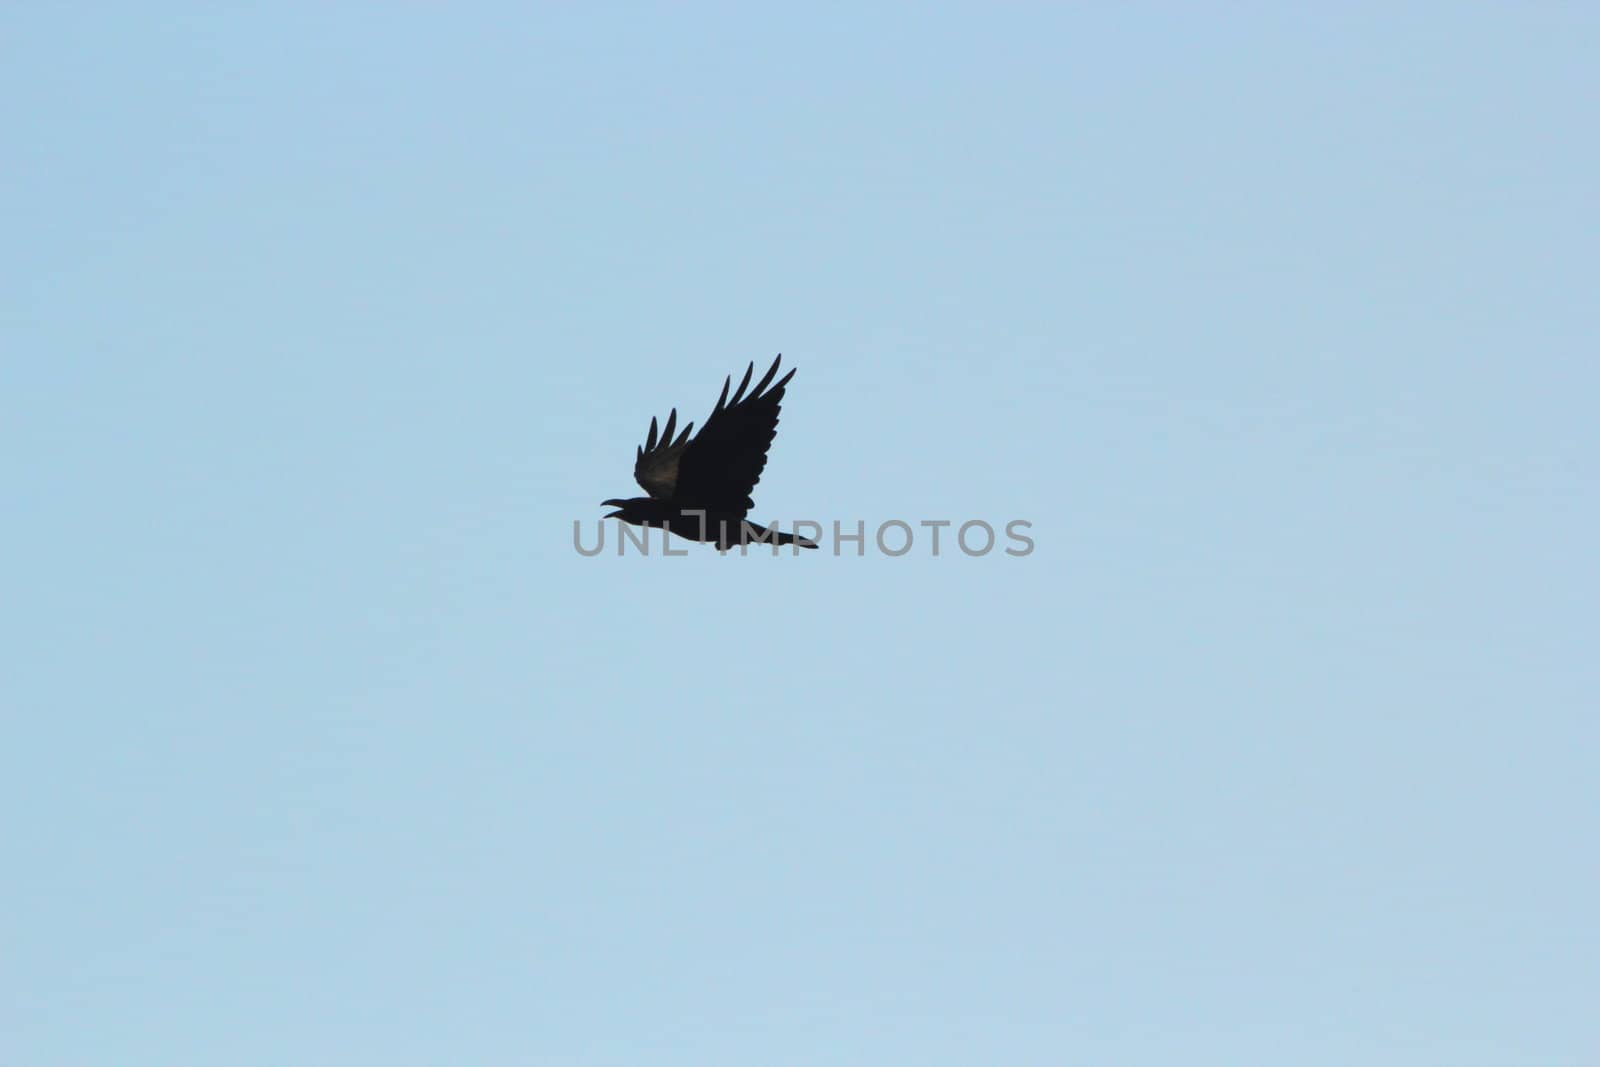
[601,497,647,521]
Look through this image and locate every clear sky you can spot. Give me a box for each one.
[3,5,1596,1065]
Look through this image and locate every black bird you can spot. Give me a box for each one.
[602,355,817,549]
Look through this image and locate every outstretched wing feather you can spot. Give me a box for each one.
[675,355,796,513]
[634,407,689,499]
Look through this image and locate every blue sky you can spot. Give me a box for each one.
[3,5,1596,1065]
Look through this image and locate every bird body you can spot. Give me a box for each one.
[602,355,816,550]
[601,499,807,550]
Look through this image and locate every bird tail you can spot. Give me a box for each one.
[772,529,820,550]
[739,523,819,550]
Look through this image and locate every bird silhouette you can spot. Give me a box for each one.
[602,355,816,549]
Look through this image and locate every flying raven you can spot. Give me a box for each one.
[602,355,817,549]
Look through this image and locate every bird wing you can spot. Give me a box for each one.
[674,355,797,512]
[633,406,695,499]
